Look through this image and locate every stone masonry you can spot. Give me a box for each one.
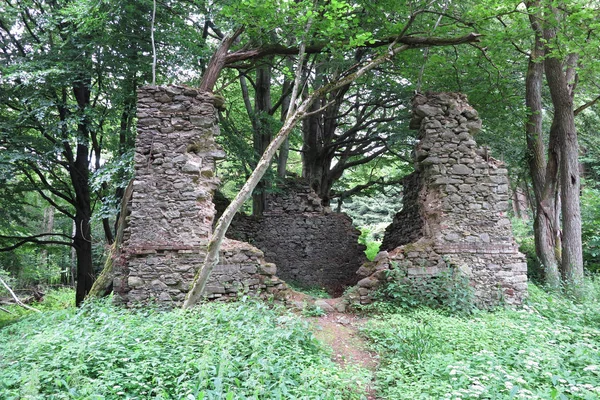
[113,85,287,307]
[225,179,367,295]
[349,92,528,307]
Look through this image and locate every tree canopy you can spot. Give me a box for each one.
[0,0,599,303]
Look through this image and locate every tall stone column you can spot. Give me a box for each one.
[113,85,286,306]
[354,92,528,307]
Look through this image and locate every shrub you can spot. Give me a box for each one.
[358,227,382,261]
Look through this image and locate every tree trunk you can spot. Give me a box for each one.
[525,2,561,288]
[544,55,583,284]
[88,181,133,298]
[72,80,95,306]
[252,61,273,216]
[72,142,94,306]
[41,206,55,272]
[301,84,349,205]
[277,66,293,178]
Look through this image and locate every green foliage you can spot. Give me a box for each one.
[340,179,404,230]
[302,304,327,318]
[581,187,600,272]
[287,281,331,299]
[512,218,544,284]
[362,281,600,399]
[377,265,476,315]
[364,242,381,262]
[0,299,369,399]
[0,287,74,328]
[358,227,381,261]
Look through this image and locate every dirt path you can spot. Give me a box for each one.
[308,308,379,399]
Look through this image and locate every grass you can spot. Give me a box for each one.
[2,281,600,399]
[360,281,600,399]
[0,293,369,399]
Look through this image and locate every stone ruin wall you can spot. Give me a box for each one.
[114,86,527,310]
[348,92,528,307]
[113,85,286,307]
[225,179,367,295]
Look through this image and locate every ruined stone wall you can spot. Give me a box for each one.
[226,179,366,294]
[113,85,286,307]
[380,172,424,251]
[349,92,527,307]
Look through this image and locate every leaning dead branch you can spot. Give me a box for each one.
[0,276,41,313]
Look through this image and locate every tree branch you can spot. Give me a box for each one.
[0,276,41,313]
[200,26,245,92]
[574,94,600,116]
[331,176,405,200]
[224,33,482,65]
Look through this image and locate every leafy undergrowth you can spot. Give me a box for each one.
[0,287,73,328]
[0,297,369,399]
[4,282,600,399]
[361,282,600,399]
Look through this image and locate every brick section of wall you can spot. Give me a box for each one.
[347,92,527,307]
[113,85,287,307]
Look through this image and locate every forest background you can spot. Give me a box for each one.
[0,0,599,303]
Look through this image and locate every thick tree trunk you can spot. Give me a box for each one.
[74,216,93,306]
[72,80,95,306]
[542,7,584,285]
[301,100,326,192]
[301,84,349,205]
[525,3,561,288]
[72,143,94,307]
[544,55,583,284]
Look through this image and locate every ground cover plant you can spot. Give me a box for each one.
[0,286,73,328]
[3,280,600,399]
[0,296,369,399]
[361,282,600,399]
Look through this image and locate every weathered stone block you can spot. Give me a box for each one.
[128,276,144,288]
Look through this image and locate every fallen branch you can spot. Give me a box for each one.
[0,276,41,313]
[0,305,15,315]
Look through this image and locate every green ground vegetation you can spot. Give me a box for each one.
[0,295,369,399]
[2,280,600,399]
[362,281,600,399]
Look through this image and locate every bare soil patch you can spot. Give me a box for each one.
[308,304,379,399]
